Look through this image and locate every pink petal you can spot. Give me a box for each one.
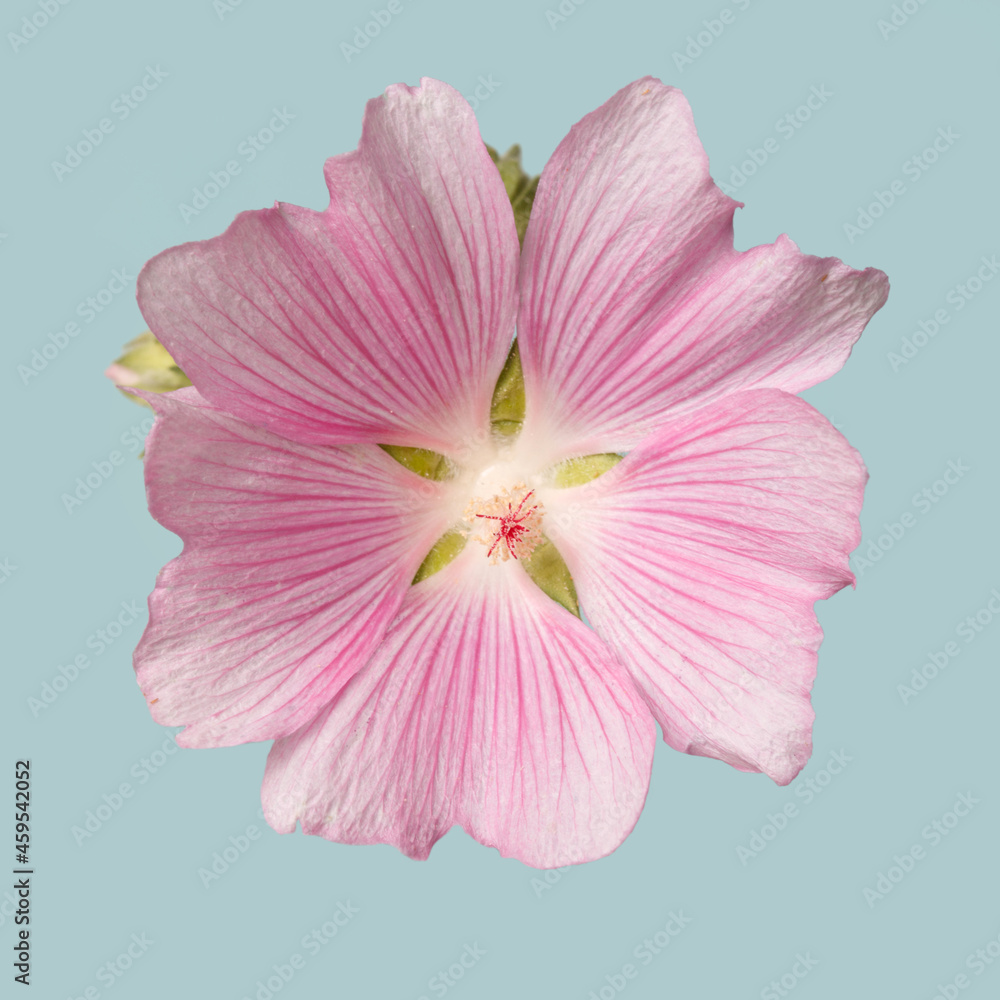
[542,389,866,784]
[134,387,450,748]
[518,76,888,459]
[137,79,518,454]
[262,548,655,868]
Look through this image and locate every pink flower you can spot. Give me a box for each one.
[132,77,888,868]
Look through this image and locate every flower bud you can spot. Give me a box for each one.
[105,331,191,405]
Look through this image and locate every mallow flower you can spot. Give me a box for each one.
[126,77,888,868]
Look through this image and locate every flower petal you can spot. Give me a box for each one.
[542,389,866,784]
[137,79,518,453]
[135,387,449,748]
[517,76,888,459]
[262,548,655,868]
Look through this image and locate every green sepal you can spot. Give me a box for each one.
[109,331,192,405]
[412,529,467,583]
[491,419,523,437]
[489,340,525,438]
[379,445,453,481]
[521,537,580,618]
[550,453,623,488]
[485,143,539,247]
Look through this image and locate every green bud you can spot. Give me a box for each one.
[105,331,191,406]
[412,529,468,583]
[486,143,540,248]
[489,340,525,439]
[549,453,623,488]
[521,536,580,617]
[379,445,454,481]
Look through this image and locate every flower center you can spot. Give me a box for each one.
[464,483,544,564]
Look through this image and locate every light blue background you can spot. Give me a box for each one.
[3,0,999,997]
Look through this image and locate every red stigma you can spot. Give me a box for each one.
[476,490,539,560]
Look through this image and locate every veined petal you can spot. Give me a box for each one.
[262,547,655,868]
[543,389,866,785]
[134,388,449,748]
[137,79,519,453]
[518,76,887,460]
